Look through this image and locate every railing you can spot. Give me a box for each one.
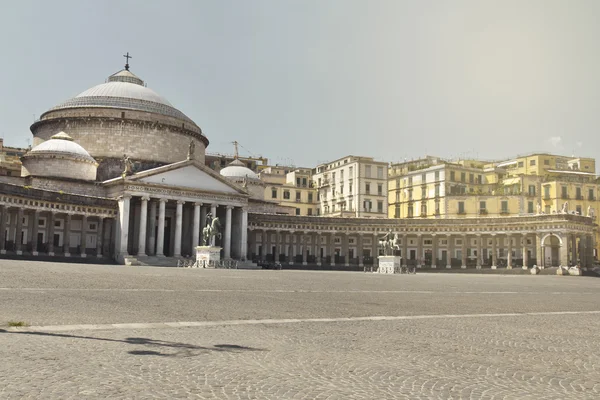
[177,259,238,269]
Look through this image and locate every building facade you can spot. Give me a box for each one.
[259,166,318,216]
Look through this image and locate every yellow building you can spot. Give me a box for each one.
[259,166,318,216]
[389,153,599,260]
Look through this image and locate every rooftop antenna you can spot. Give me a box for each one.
[123,52,132,71]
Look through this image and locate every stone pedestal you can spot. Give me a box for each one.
[196,246,222,268]
[377,256,401,274]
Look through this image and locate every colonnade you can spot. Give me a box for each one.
[0,204,113,257]
[251,229,595,269]
[116,195,248,260]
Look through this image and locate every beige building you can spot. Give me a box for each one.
[313,156,388,218]
[0,139,27,177]
[259,166,317,216]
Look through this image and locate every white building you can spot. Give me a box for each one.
[313,156,388,218]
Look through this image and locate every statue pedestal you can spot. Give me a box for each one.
[377,256,401,274]
[196,246,222,268]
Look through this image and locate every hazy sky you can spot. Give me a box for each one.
[1,0,600,169]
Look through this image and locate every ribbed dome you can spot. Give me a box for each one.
[220,159,259,179]
[28,132,95,163]
[43,69,196,125]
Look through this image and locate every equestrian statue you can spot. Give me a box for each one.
[378,229,401,256]
[201,212,222,246]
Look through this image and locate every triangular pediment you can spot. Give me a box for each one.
[124,160,247,195]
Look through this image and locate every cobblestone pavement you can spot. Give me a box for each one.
[0,260,599,399]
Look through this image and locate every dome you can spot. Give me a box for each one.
[42,68,197,126]
[28,132,96,163]
[220,159,259,180]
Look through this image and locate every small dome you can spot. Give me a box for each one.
[220,159,259,179]
[29,132,96,163]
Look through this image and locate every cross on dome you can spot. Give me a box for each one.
[123,52,132,70]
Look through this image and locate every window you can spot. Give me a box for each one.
[576,187,582,200]
[421,203,427,216]
[408,204,414,218]
[349,184,353,194]
[296,192,301,202]
[395,192,400,202]
[528,185,536,196]
[395,178,400,188]
[307,208,313,216]
[378,184,383,196]
[296,177,301,186]
[435,171,439,180]
[545,205,551,214]
[421,187,427,199]
[450,171,455,182]
[576,205,582,215]
[271,189,277,199]
[458,201,465,214]
[530,159,536,166]
[283,191,290,200]
[422,173,426,183]
[589,188,595,201]
[469,173,474,184]
[435,200,440,215]
[408,177,413,185]
[501,200,508,213]
[365,183,370,194]
[349,166,353,176]
[434,184,440,197]
[528,201,534,214]
[408,189,413,200]
[561,186,568,199]
[394,205,400,218]
[544,159,550,166]
[479,201,486,212]
[544,185,550,199]
[89,223,97,230]
[308,193,313,202]
[377,167,384,179]
[460,172,466,182]
[518,161,524,167]
[302,177,307,186]
[295,208,300,215]
[377,201,383,213]
[365,165,372,178]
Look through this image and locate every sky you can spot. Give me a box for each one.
[1,0,600,169]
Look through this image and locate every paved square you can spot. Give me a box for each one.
[1,260,599,399]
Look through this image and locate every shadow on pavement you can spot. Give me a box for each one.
[0,329,265,357]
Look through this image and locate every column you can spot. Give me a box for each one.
[240,208,248,261]
[223,206,233,258]
[372,233,378,269]
[285,231,291,264]
[578,234,586,267]
[431,234,437,268]
[461,234,467,269]
[96,217,105,257]
[264,229,271,262]
[357,234,364,267]
[537,233,544,268]
[507,234,513,269]
[330,233,336,266]
[31,210,40,256]
[148,200,157,255]
[342,233,349,266]
[64,213,71,257]
[137,197,149,256]
[14,208,23,255]
[156,199,167,256]
[47,212,55,256]
[200,205,208,236]
[117,195,131,256]
[417,234,423,268]
[522,234,528,268]
[81,215,88,257]
[446,235,453,269]
[476,234,482,269]
[402,234,408,268]
[210,204,217,246]
[316,232,322,266]
[173,200,184,257]
[192,202,201,248]
[0,205,7,254]
[273,231,280,263]
[571,234,578,266]
[302,234,308,265]
[491,234,497,268]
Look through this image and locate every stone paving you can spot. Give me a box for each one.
[0,260,599,399]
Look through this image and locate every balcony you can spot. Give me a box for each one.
[561,194,570,200]
[576,195,584,200]
[479,209,488,215]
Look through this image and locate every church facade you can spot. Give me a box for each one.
[0,63,596,269]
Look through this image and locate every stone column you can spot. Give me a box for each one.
[81,215,88,257]
[417,234,423,268]
[578,234,585,267]
[174,200,184,257]
[491,234,498,269]
[571,234,578,265]
[192,202,201,248]
[507,234,513,269]
[372,233,378,268]
[264,229,271,262]
[31,210,40,256]
[537,233,545,268]
[200,204,208,236]
[522,233,529,268]
[0,205,6,255]
[14,208,23,255]
[285,231,291,264]
[148,200,157,255]
[47,212,55,256]
[402,234,408,268]
[117,195,131,256]
[240,208,248,261]
[446,235,454,269]
[156,199,167,256]
[301,234,308,265]
[357,234,364,267]
[330,232,336,266]
[96,217,105,257]
[210,204,217,246]
[476,234,482,269]
[461,234,467,269]
[223,206,233,258]
[64,213,71,257]
[137,196,149,256]
[342,233,349,267]
[273,230,280,263]
[315,232,322,266]
[431,234,437,268]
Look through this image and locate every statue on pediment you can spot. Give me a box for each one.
[122,154,133,178]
